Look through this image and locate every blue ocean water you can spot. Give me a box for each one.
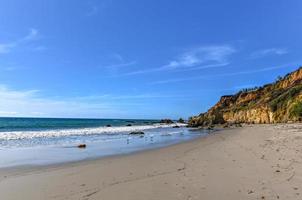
[0,117,208,168]
[0,117,159,132]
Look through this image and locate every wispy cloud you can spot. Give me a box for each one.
[0,28,40,54]
[151,63,297,85]
[23,28,39,41]
[0,85,114,118]
[100,53,137,71]
[120,45,236,76]
[163,45,235,70]
[250,48,288,59]
[0,85,186,118]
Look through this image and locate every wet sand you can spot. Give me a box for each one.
[0,124,302,200]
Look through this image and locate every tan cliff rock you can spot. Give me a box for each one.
[189,67,302,127]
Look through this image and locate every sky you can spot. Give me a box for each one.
[0,0,301,119]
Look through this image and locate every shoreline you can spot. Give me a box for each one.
[1,124,301,199]
[0,127,218,179]
[0,124,200,168]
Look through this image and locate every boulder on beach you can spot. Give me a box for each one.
[129,131,145,135]
[77,144,86,148]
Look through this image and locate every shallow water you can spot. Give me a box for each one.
[0,118,208,168]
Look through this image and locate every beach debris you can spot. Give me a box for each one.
[247,190,254,194]
[77,144,87,148]
[129,131,145,135]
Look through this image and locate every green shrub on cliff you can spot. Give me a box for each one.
[290,101,302,118]
[269,85,302,112]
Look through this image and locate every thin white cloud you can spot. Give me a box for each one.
[0,85,115,118]
[250,48,288,59]
[23,28,39,41]
[100,53,137,70]
[163,45,235,70]
[0,85,187,118]
[119,45,236,76]
[151,63,297,85]
[0,43,16,54]
[0,28,39,54]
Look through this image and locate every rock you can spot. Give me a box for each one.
[126,124,132,126]
[160,119,174,124]
[223,124,229,128]
[106,124,112,127]
[235,123,242,127]
[129,131,145,135]
[77,144,86,148]
[172,125,180,128]
[207,124,215,130]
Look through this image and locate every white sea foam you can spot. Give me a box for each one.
[0,123,186,140]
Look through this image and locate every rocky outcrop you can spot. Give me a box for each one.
[189,67,302,127]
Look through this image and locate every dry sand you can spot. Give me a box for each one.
[0,124,302,200]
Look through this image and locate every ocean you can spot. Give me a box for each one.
[0,117,208,168]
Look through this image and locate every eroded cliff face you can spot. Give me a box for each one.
[189,67,302,127]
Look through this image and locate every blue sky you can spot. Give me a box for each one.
[0,0,301,119]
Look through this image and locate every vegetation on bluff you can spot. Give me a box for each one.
[189,67,302,127]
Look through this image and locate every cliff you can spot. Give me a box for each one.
[189,67,302,127]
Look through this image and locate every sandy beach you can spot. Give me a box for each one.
[0,124,302,200]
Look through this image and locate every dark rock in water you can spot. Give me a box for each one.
[126,124,132,126]
[106,124,112,127]
[160,119,174,124]
[129,131,145,135]
[172,125,180,128]
[77,144,86,148]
